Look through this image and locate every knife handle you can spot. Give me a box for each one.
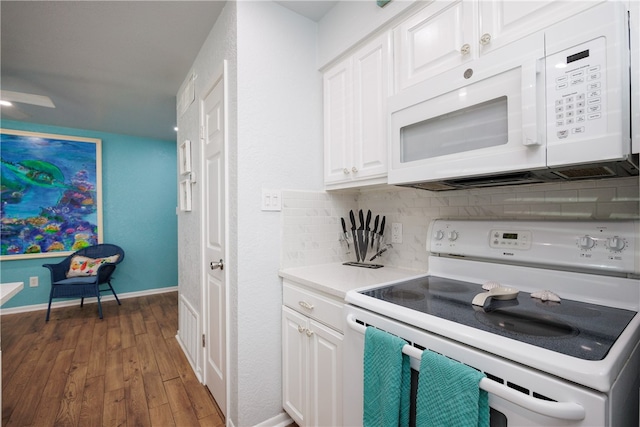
[341,217,347,234]
[379,216,386,236]
[349,211,357,230]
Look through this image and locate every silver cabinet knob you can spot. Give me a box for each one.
[297,325,305,333]
[460,43,471,55]
[210,259,224,270]
[305,329,314,337]
[351,166,358,173]
[480,33,491,45]
[343,168,350,174]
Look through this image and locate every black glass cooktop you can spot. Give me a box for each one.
[360,276,637,360]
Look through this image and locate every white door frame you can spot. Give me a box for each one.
[200,59,230,419]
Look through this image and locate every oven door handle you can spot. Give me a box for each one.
[346,315,586,421]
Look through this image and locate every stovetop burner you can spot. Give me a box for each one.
[360,276,636,360]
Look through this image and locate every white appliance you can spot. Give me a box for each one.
[388,2,638,191]
[344,219,640,426]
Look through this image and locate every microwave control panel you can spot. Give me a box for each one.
[546,37,607,143]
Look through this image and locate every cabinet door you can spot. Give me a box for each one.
[352,33,391,181]
[307,320,343,427]
[282,307,308,426]
[323,58,353,185]
[479,0,604,55]
[394,0,475,92]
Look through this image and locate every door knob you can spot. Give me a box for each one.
[210,259,224,270]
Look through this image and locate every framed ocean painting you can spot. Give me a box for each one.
[0,129,103,260]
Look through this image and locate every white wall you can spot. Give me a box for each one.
[235,2,322,424]
[178,1,322,426]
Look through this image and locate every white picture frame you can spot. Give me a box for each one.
[179,179,192,211]
[179,139,192,175]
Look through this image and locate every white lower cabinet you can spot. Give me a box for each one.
[282,281,343,427]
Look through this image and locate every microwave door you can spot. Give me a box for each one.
[389,56,545,185]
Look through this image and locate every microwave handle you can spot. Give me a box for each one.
[521,59,543,146]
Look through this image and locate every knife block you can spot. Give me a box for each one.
[342,229,384,269]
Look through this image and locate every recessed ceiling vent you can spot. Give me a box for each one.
[552,166,616,180]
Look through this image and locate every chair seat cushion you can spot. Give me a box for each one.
[67,255,120,277]
[54,277,99,286]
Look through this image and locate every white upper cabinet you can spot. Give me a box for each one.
[394,0,476,92]
[324,32,391,189]
[395,0,604,92]
[479,0,605,55]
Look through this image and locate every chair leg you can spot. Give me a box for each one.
[46,296,53,321]
[80,297,85,308]
[97,294,103,319]
[108,281,121,305]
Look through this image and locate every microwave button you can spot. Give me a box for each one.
[556,113,564,119]
[588,72,601,81]
[576,108,585,116]
[566,118,575,125]
[571,77,585,86]
[570,70,584,78]
[572,126,585,134]
[556,75,568,84]
[555,105,564,113]
[588,90,601,98]
[576,115,586,123]
[588,113,602,120]
[576,93,585,101]
[588,97,601,105]
[566,111,574,118]
[556,120,564,127]
[556,82,568,90]
[565,96,574,103]
[555,99,564,106]
[587,82,601,90]
[566,104,574,110]
[577,100,585,108]
[588,65,601,73]
[588,104,601,113]
[557,130,569,139]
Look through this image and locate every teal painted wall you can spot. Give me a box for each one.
[0,120,178,308]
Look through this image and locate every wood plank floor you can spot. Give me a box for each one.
[1,292,225,427]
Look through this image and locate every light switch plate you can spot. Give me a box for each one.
[261,189,282,211]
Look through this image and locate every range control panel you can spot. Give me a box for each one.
[427,220,639,275]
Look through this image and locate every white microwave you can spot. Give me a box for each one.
[388,2,638,191]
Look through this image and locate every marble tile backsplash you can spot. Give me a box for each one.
[280,177,639,270]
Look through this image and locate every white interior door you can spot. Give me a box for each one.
[202,72,226,416]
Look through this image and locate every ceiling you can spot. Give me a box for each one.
[0,1,335,142]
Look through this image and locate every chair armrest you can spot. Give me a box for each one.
[43,263,70,283]
[95,263,117,283]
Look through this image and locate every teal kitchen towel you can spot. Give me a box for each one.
[363,327,411,427]
[416,349,489,427]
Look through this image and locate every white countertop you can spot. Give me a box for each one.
[1,282,24,306]
[279,263,428,299]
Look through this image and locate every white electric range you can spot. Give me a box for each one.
[344,219,640,426]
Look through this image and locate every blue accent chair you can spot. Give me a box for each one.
[43,244,125,320]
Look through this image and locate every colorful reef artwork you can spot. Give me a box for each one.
[0,129,102,259]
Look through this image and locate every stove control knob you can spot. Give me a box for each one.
[434,230,445,240]
[447,231,459,241]
[606,236,626,252]
[578,235,595,250]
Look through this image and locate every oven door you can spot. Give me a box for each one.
[344,305,607,427]
[388,32,546,186]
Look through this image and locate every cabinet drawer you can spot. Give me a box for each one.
[283,281,344,332]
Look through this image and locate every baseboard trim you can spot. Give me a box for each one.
[254,412,294,427]
[0,286,178,315]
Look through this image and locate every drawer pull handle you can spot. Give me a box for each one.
[297,325,305,333]
[299,301,314,310]
[305,329,314,337]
